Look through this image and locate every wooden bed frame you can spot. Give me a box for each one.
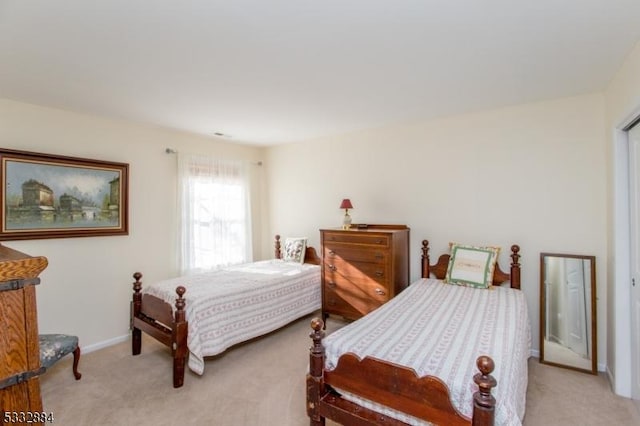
[307,239,521,426]
[131,235,321,388]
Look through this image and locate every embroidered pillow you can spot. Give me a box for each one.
[282,237,307,264]
[444,243,500,289]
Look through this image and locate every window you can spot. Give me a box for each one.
[178,154,252,274]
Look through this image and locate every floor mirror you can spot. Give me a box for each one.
[540,253,597,374]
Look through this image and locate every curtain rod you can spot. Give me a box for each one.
[165,148,262,166]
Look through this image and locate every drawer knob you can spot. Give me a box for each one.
[375,239,383,244]
[375,271,383,277]
[328,250,335,256]
[375,288,386,296]
[328,264,337,271]
[375,253,383,259]
[328,281,336,288]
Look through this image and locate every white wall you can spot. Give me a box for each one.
[266,93,608,365]
[0,98,265,351]
[604,39,640,396]
[0,91,616,372]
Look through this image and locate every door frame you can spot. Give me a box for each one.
[626,120,640,401]
[612,108,640,398]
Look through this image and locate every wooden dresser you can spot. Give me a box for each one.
[0,244,48,423]
[320,225,410,323]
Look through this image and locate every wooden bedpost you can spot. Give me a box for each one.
[472,356,497,426]
[131,272,143,356]
[421,240,430,278]
[307,318,326,426]
[509,245,521,290]
[172,286,188,388]
[275,234,282,259]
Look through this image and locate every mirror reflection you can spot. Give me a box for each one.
[540,253,597,374]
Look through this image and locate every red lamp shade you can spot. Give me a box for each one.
[339,199,353,209]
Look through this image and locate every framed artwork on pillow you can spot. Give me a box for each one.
[445,243,500,288]
[0,148,129,240]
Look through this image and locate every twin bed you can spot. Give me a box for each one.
[130,235,321,387]
[307,240,529,426]
[130,236,530,426]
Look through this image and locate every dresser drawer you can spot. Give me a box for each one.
[324,245,387,264]
[324,259,389,286]
[324,275,390,302]
[323,232,390,247]
[323,286,385,319]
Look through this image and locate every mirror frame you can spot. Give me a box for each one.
[539,252,597,375]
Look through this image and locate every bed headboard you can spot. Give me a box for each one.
[273,235,321,265]
[420,240,521,289]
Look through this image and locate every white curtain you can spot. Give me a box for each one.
[177,153,252,275]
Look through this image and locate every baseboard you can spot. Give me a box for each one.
[81,339,610,373]
[81,334,129,354]
[607,365,614,385]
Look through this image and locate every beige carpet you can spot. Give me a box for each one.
[41,313,640,426]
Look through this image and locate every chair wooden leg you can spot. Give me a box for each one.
[72,346,82,380]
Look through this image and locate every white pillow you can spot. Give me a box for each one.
[282,237,307,264]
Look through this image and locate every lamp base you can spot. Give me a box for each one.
[342,212,352,230]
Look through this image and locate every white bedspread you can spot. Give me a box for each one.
[143,259,321,375]
[323,278,531,426]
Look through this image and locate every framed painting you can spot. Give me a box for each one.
[0,148,129,240]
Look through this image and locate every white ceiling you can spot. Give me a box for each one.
[1,1,639,146]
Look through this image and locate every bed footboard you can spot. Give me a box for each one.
[131,272,188,388]
[307,319,497,426]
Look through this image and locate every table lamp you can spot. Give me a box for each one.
[340,199,353,229]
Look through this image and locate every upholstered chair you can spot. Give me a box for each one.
[39,334,82,380]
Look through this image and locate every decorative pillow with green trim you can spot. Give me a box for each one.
[444,243,500,289]
[282,237,307,264]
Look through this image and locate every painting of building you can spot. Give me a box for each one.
[22,179,54,208]
[3,159,124,231]
[5,179,57,223]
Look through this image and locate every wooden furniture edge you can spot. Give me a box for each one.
[0,243,49,281]
[0,244,48,415]
[347,224,410,230]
